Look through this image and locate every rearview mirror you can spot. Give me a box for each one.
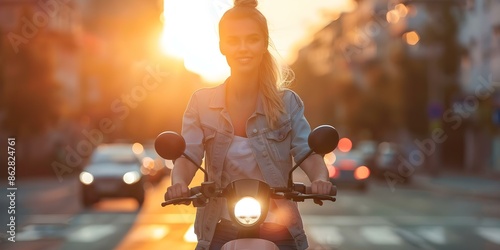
[287,125,339,188]
[154,131,186,160]
[154,131,208,182]
[308,125,339,155]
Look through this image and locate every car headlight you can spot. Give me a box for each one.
[79,172,94,185]
[123,171,141,184]
[234,196,261,226]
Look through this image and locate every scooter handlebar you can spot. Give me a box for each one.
[272,183,337,205]
[305,185,337,196]
[161,186,206,207]
[161,197,193,207]
[162,184,337,207]
[289,182,337,196]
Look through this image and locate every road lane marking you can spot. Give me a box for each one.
[476,227,500,244]
[67,225,116,242]
[360,226,403,245]
[308,225,343,246]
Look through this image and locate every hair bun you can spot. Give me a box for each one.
[234,0,258,8]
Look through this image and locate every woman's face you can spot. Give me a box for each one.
[219,18,267,75]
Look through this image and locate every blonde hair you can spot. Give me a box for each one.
[220,0,294,129]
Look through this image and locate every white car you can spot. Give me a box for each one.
[79,143,145,207]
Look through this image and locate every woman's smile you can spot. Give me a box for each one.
[236,56,252,64]
[219,18,267,74]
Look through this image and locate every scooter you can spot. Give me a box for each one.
[155,125,340,250]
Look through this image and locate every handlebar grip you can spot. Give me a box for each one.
[190,186,201,196]
[161,186,201,207]
[161,197,191,207]
[305,185,337,196]
[330,185,337,196]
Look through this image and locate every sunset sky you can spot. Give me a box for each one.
[161,0,356,83]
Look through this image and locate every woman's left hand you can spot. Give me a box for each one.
[311,179,333,195]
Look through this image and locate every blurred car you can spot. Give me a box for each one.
[356,139,378,171]
[325,137,371,191]
[372,142,411,182]
[79,143,145,207]
[138,143,172,185]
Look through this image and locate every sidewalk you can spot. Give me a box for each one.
[412,170,500,200]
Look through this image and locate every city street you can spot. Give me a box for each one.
[1,1,500,250]
[1,171,500,250]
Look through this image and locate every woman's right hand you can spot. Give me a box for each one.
[165,182,190,201]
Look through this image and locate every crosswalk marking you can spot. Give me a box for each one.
[395,228,437,250]
[67,225,116,242]
[416,226,446,245]
[302,215,498,226]
[360,226,403,245]
[306,224,500,247]
[16,224,67,241]
[308,226,344,246]
[476,227,500,244]
[17,225,44,241]
[12,214,500,247]
[302,215,392,226]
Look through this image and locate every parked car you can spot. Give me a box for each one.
[326,137,371,191]
[79,143,145,207]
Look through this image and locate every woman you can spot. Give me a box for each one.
[165,0,332,249]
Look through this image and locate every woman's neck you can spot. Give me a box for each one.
[227,73,259,100]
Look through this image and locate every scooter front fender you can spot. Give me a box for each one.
[221,238,279,250]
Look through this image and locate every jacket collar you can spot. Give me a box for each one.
[209,79,265,115]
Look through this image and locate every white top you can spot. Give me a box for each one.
[220,136,276,223]
[221,136,264,186]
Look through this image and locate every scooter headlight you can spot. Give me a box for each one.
[234,196,261,226]
[225,179,270,228]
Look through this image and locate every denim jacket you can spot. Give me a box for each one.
[180,82,312,250]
